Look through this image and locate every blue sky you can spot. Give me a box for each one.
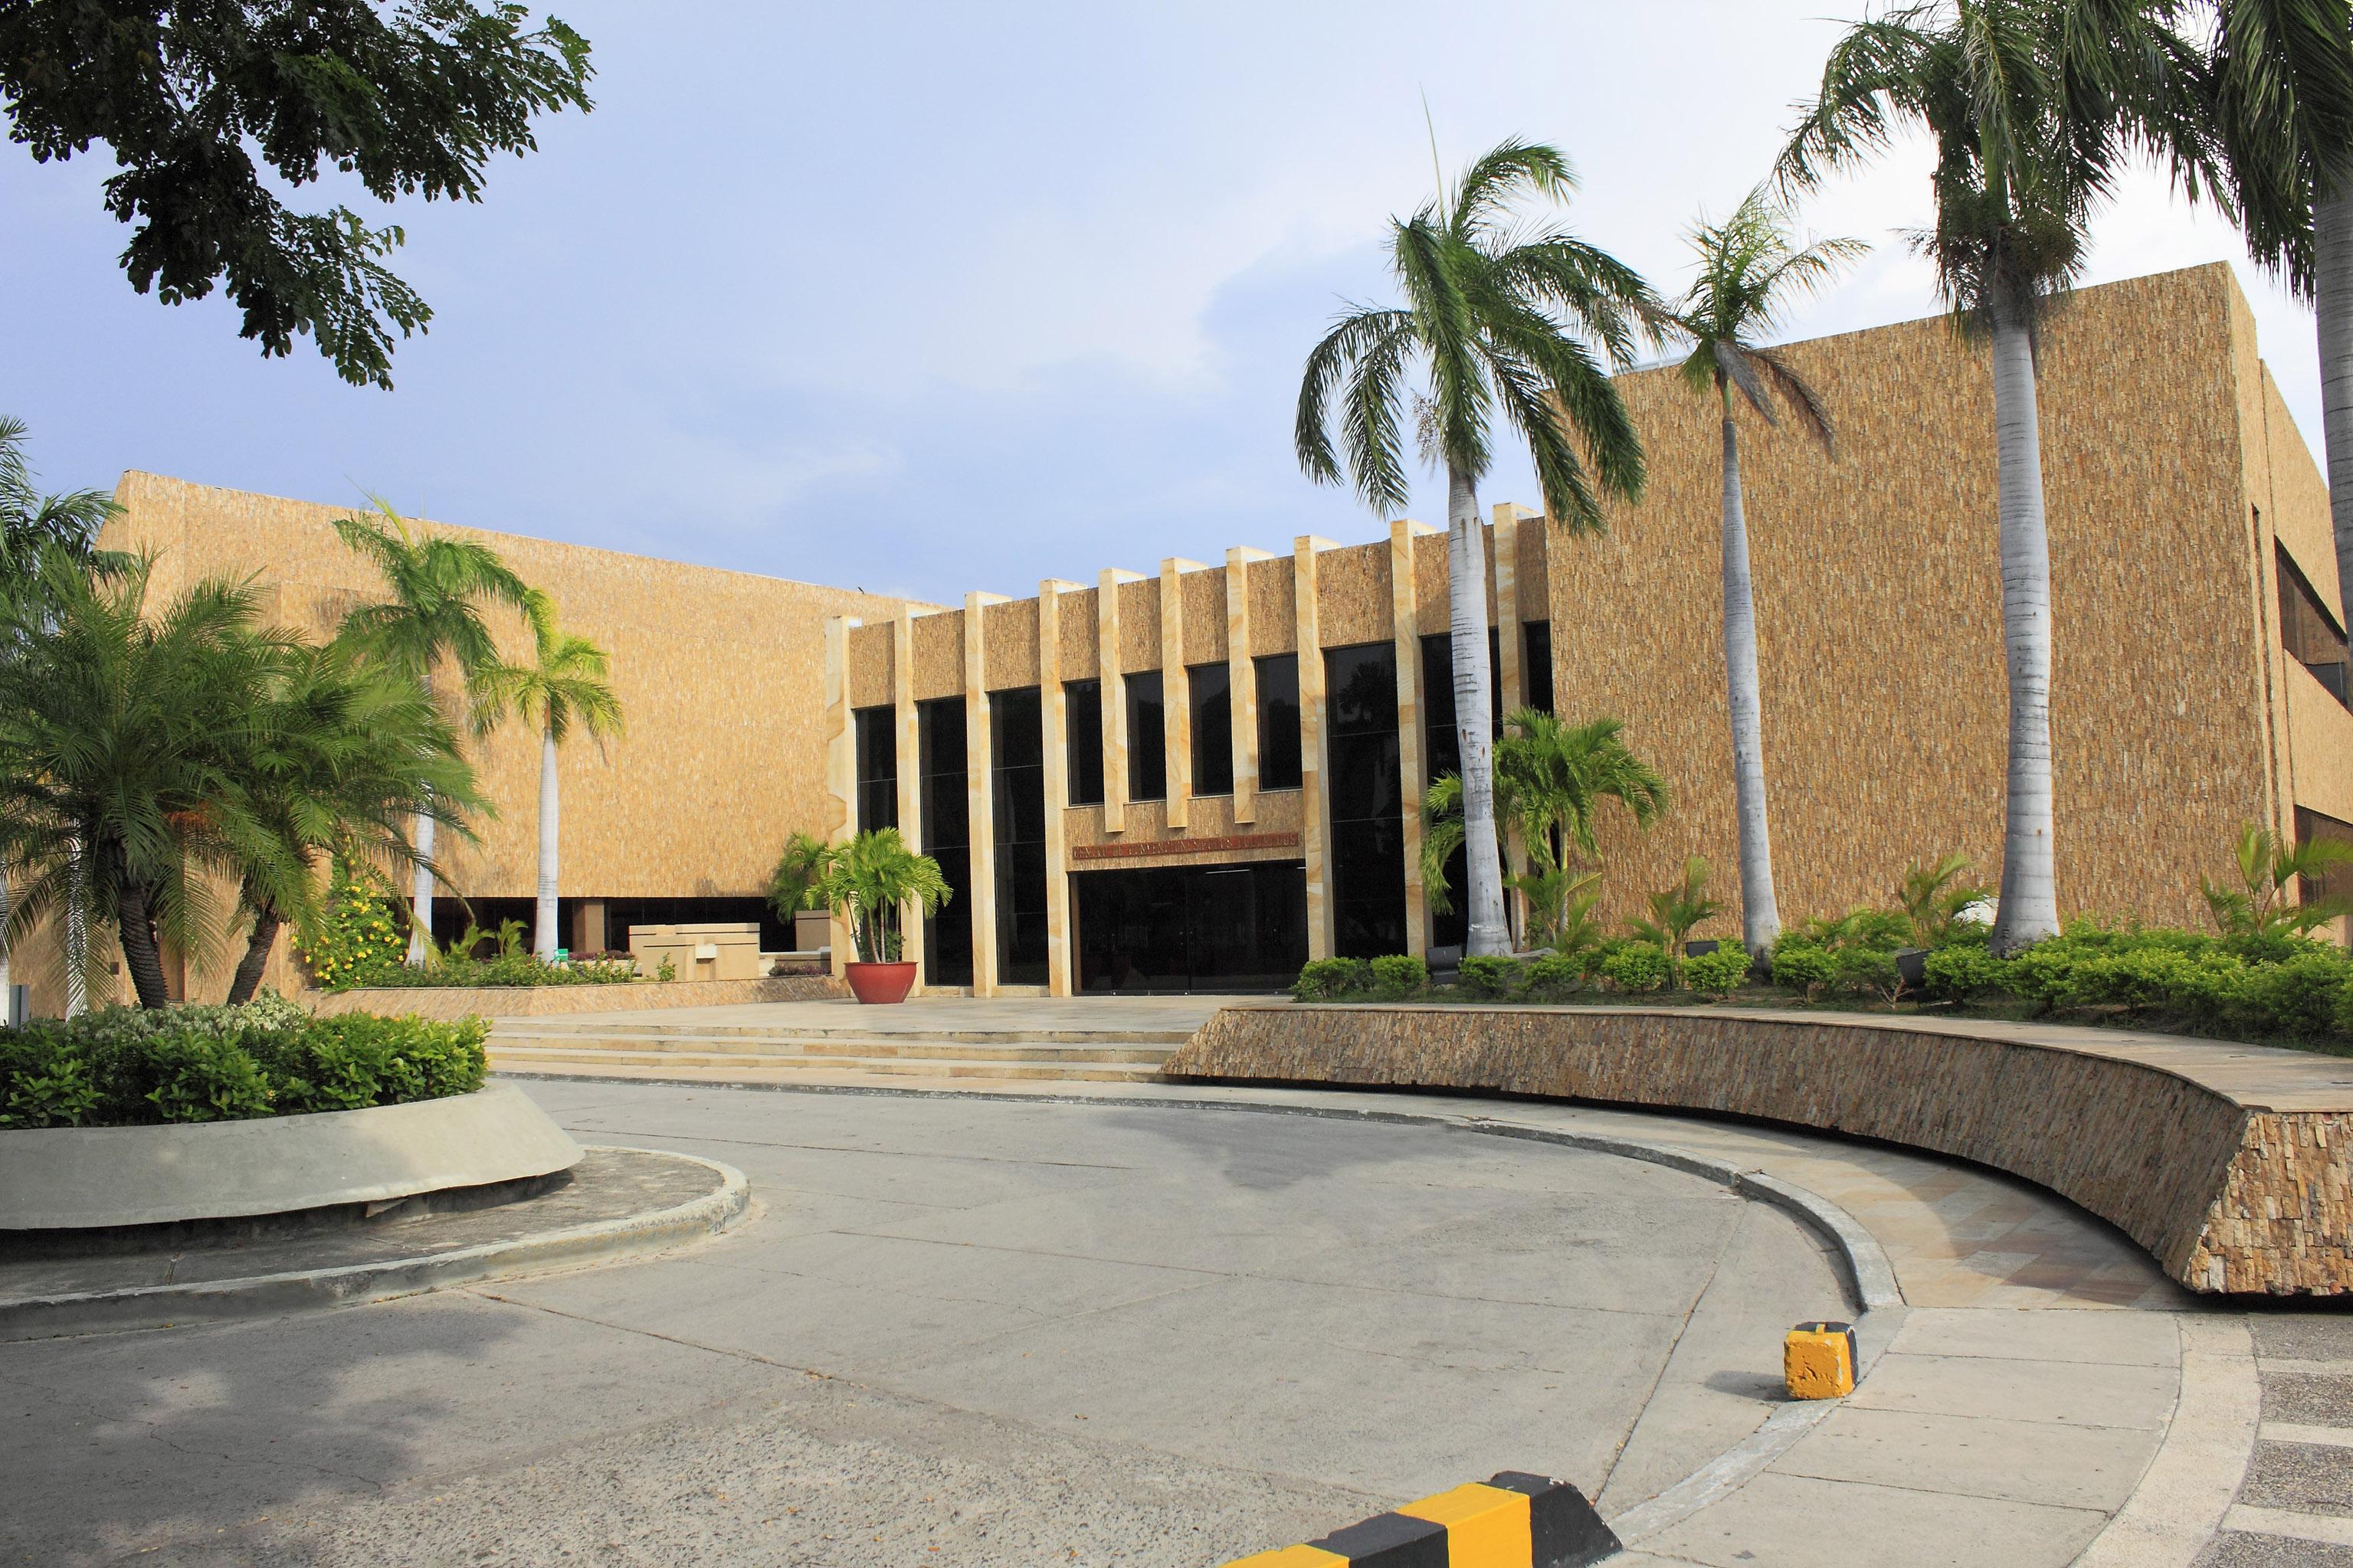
[0,1,2317,607]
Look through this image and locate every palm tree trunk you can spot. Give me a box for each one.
[2316,185,2353,643]
[0,870,13,1025]
[225,903,281,1006]
[410,668,437,965]
[1718,406,1782,954]
[1445,461,1509,957]
[64,839,87,1018]
[1988,296,2060,952]
[535,726,560,961]
[114,869,172,1010]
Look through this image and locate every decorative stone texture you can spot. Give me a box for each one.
[306,974,844,1020]
[1164,1003,2353,1295]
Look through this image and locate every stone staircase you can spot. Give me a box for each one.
[486,1015,1195,1085]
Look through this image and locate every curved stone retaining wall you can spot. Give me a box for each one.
[0,1084,583,1230]
[306,973,846,1021]
[1164,1003,2353,1296]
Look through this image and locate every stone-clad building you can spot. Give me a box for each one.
[55,260,2353,1006]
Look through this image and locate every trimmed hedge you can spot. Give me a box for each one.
[342,952,637,990]
[0,994,489,1128]
[1286,920,2353,1054]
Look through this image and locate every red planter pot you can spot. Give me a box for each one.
[844,961,917,1005]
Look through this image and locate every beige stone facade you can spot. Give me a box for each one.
[18,261,2347,1008]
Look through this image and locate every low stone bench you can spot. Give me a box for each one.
[1163,1003,2353,1296]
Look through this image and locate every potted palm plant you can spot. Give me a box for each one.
[805,827,950,1004]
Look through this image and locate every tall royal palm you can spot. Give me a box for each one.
[2201,4,2353,638]
[1297,139,1652,957]
[334,499,536,962]
[474,601,621,960]
[1668,193,1866,954]
[1779,0,2197,951]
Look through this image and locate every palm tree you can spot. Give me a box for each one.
[0,549,297,1007]
[223,643,486,1003]
[1779,0,2201,952]
[1424,709,1670,939]
[2198,5,2353,640]
[333,499,537,962]
[1297,139,1654,957]
[0,418,123,1015]
[806,828,952,964]
[1666,193,1866,956]
[472,601,621,960]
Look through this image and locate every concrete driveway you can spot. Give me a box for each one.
[0,1079,1847,1566]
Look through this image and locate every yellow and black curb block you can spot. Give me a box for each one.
[1226,1471,1618,1567]
[1784,1320,1859,1400]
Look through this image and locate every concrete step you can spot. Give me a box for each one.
[487,1045,1167,1082]
[488,1032,1173,1065]
[494,1020,1199,1046]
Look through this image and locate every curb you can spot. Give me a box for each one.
[0,1147,749,1342]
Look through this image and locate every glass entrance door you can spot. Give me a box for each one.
[1073,860,1307,994]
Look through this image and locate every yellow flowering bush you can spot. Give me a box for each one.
[294,862,411,991]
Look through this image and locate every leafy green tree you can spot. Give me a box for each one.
[1779,0,2202,953]
[2197,4,2353,643]
[1423,709,1669,941]
[0,2,594,388]
[471,601,620,959]
[807,828,951,965]
[0,549,297,1007]
[333,499,537,961]
[1666,192,1866,955]
[1298,139,1654,957]
[224,642,485,1002]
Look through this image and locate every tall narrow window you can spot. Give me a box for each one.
[1126,670,1166,801]
[1190,661,1233,796]
[854,705,896,833]
[990,687,1048,987]
[1523,621,1554,714]
[2278,545,2351,709]
[916,697,972,986]
[1064,679,1105,806]
[1323,642,1406,957]
[1255,653,1302,791]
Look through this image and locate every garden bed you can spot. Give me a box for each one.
[305,972,847,1021]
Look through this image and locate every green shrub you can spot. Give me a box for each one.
[1834,944,1903,1001]
[2238,952,2350,1039]
[1293,957,1374,1001]
[1370,954,1430,1000]
[1923,942,2008,1000]
[0,1003,487,1128]
[1769,938,1836,1000]
[1453,954,1522,1000]
[1681,945,1752,997]
[1522,953,1594,1001]
[294,863,412,990]
[1600,941,1670,994]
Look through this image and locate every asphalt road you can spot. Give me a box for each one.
[0,1080,1850,1566]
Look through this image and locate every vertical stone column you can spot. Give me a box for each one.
[1391,520,1439,960]
[893,611,925,988]
[1038,578,1080,997]
[1161,557,1204,830]
[1295,535,1337,960]
[1493,502,1534,944]
[964,591,1008,995]
[823,615,856,978]
[1227,546,1272,824]
[1097,568,1143,833]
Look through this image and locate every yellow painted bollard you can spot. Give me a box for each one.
[1784,1320,1858,1399]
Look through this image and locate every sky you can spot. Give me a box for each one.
[0,1,2322,607]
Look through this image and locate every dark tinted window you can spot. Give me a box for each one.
[1322,643,1405,957]
[1126,671,1166,801]
[1255,653,1301,791]
[990,687,1048,987]
[1064,680,1104,806]
[1524,620,1553,715]
[2279,545,2350,709]
[917,696,972,985]
[1190,661,1233,796]
[854,705,896,833]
